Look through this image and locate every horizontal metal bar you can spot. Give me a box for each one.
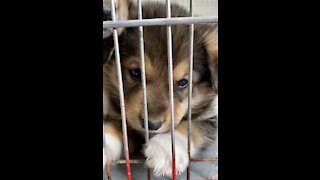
[103,16,218,28]
[112,157,218,164]
[190,157,218,162]
[112,159,146,164]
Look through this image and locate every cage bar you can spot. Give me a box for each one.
[137,0,151,179]
[187,0,194,179]
[112,159,146,164]
[112,158,218,164]
[103,16,218,28]
[111,0,132,179]
[190,157,218,162]
[165,0,177,179]
[137,0,149,147]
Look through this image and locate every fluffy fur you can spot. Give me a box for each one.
[103,2,218,177]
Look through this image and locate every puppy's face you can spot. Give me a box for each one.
[104,24,218,133]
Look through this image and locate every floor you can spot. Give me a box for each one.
[103,140,217,180]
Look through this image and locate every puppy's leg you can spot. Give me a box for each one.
[103,122,123,168]
[144,119,216,177]
[103,120,137,169]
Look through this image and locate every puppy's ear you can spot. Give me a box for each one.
[204,25,218,93]
[103,36,115,64]
[103,30,128,64]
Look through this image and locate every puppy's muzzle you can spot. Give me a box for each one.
[140,119,163,131]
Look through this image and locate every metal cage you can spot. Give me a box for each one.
[103,0,218,179]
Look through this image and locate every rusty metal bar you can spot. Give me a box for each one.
[137,0,151,179]
[166,0,177,179]
[111,0,132,179]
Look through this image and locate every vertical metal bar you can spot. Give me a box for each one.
[187,0,194,179]
[137,0,149,149]
[137,0,151,179]
[111,0,132,179]
[166,0,176,179]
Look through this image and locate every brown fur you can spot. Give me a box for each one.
[103,1,217,159]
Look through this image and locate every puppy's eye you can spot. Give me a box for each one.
[130,68,141,79]
[177,79,189,89]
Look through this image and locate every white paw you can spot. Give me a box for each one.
[103,133,122,168]
[144,133,195,177]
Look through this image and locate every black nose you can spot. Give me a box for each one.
[140,119,163,130]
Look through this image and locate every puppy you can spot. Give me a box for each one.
[103,2,218,177]
[103,0,133,39]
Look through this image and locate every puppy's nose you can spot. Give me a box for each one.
[140,119,163,130]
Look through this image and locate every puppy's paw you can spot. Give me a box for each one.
[144,133,190,177]
[103,133,122,168]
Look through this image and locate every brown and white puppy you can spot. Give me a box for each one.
[103,2,218,177]
[103,0,133,39]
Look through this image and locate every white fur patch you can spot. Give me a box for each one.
[213,95,218,116]
[144,132,196,177]
[103,147,107,169]
[103,133,122,163]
